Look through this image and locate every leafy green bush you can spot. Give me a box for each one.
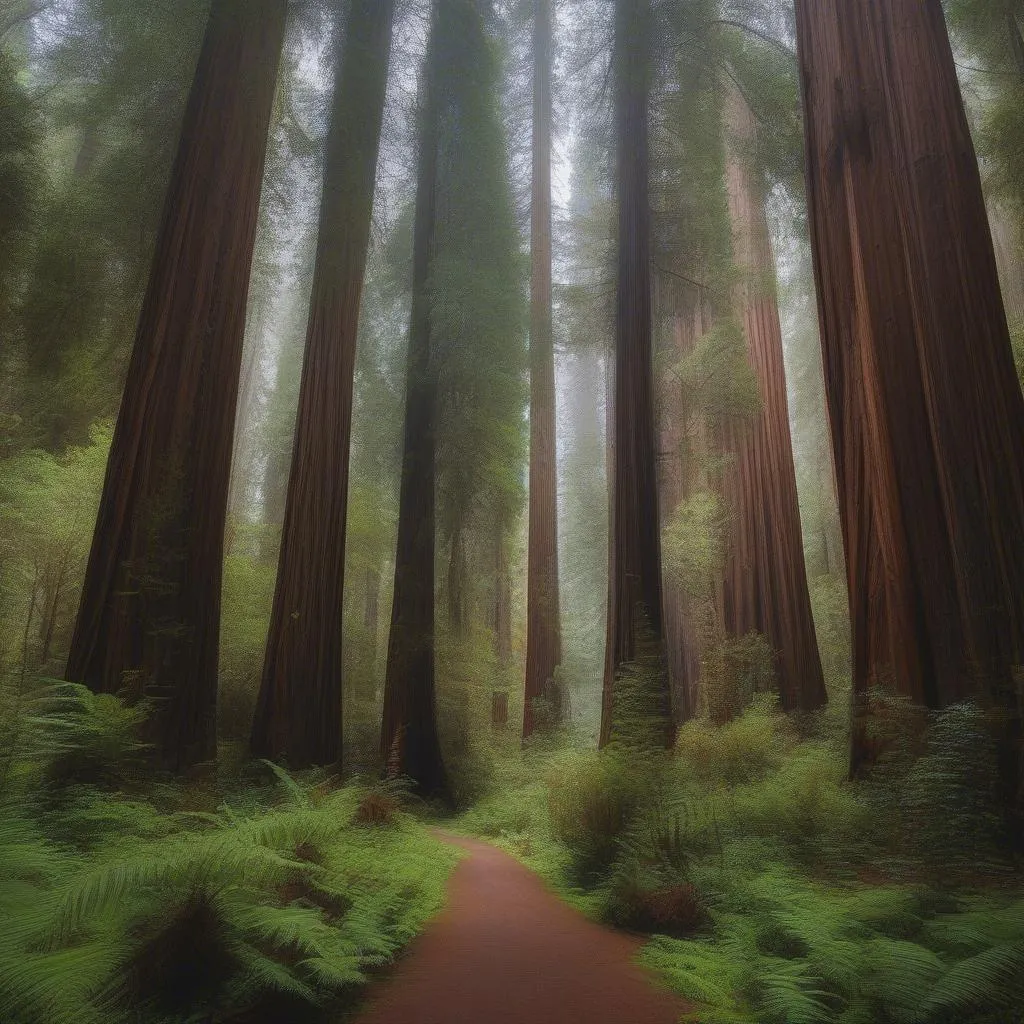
[459,691,1024,1024]
[547,748,650,879]
[641,869,1024,1024]
[0,424,111,679]
[728,743,869,868]
[676,696,795,787]
[0,695,458,1024]
[663,489,729,602]
[701,632,778,724]
[864,700,1012,879]
[16,683,151,793]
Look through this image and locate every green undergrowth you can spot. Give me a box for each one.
[458,696,1024,1024]
[0,683,458,1024]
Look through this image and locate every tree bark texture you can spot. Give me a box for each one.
[599,0,673,748]
[796,0,1024,823]
[65,0,288,772]
[380,6,448,798]
[251,0,395,767]
[720,88,827,713]
[523,0,562,738]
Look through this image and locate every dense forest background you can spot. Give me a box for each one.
[0,0,1023,1022]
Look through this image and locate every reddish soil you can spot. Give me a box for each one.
[353,834,690,1024]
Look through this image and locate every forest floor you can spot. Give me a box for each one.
[350,832,690,1024]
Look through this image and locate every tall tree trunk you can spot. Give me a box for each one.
[599,0,673,748]
[523,0,562,738]
[65,0,288,772]
[720,87,827,713]
[796,0,1024,834]
[380,6,447,798]
[251,0,395,768]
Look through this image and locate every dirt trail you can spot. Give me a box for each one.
[353,834,689,1024]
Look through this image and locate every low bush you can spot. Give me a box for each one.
[460,693,1024,1024]
[640,870,1024,1024]
[607,875,704,937]
[701,632,777,725]
[675,695,794,787]
[0,691,458,1024]
[547,747,650,879]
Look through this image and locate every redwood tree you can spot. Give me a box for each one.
[720,87,827,713]
[523,0,562,738]
[599,0,673,748]
[795,0,1024,828]
[65,0,289,771]
[251,0,396,768]
[380,2,448,797]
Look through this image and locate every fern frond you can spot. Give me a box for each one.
[917,941,1024,1021]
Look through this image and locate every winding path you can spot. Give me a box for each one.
[353,834,689,1024]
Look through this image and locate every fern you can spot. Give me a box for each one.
[755,959,836,1024]
[917,942,1024,1021]
[258,759,313,808]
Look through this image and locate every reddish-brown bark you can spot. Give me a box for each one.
[251,1,395,768]
[524,0,562,739]
[380,6,447,798]
[600,0,673,748]
[720,89,827,713]
[796,0,1024,824]
[65,0,288,772]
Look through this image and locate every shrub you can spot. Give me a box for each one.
[354,787,400,827]
[676,696,795,787]
[663,489,729,602]
[730,743,869,867]
[607,876,704,937]
[702,631,777,725]
[641,869,1024,1024]
[0,696,459,1024]
[15,683,151,794]
[866,701,1012,878]
[547,748,649,879]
